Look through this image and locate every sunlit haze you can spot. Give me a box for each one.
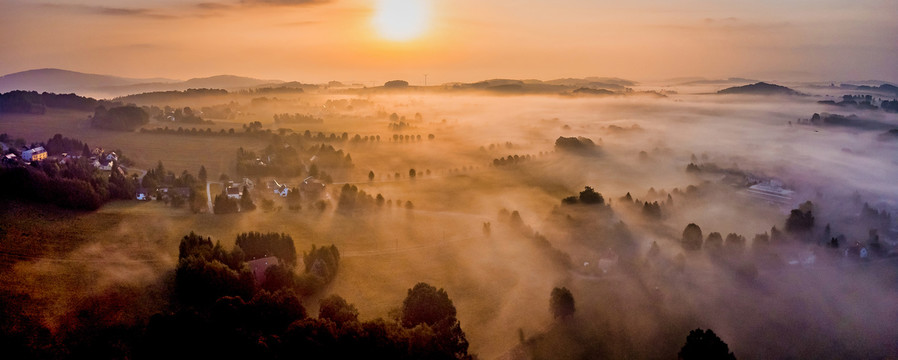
[1,1,897,359]
[0,0,896,83]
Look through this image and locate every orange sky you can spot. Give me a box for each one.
[1,0,896,84]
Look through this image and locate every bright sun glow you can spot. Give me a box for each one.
[372,0,430,42]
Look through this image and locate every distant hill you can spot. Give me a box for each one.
[676,77,758,86]
[180,75,282,89]
[717,82,803,96]
[0,68,284,98]
[0,68,172,95]
[838,83,898,95]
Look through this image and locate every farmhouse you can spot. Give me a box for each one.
[22,146,47,162]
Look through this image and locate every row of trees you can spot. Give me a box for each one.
[0,90,103,114]
[90,105,149,131]
[492,154,534,167]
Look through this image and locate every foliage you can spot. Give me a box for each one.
[239,186,256,211]
[550,287,576,319]
[213,193,238,214]
[678,328,737,360]
[554,136,597,153]
[0,90,102,114]
[682,223,703,251]
[90,105,149,131]
[235,232,297,265]
[318,295,359,325]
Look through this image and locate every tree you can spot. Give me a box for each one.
[198,165,207,184]
[705,232,723,250]
[240,186,256,211]
[678,328,736,360]
[682,223,703,251]
[401,283,457,329]
[785,208,814,234]
[578,186,604,205]
[368,170,375,181]
[409,168,416,178]
[384,80,409,88]
[550,287,575,319]
[318,295,359,325]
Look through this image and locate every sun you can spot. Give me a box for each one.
[372,0,431,42]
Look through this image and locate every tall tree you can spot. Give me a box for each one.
[550,287,576,319]
[678,328,737,360]
[682,223,703,251]
[240,186,256,211]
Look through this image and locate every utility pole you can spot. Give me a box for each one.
[424,74,428,87]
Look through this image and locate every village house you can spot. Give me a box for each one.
[300,176,325,195]
[22,146,47,162]
[227,186,242,199]
[3,153,17,165]
[844,241,869,260]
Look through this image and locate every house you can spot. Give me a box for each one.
[227,186,242,199]
[844,241,869,260]
[242,177,255,189]
[105,152,118,162]
[300,176,326,196]
[136,188,150,201]
[247,256,279,284]
[746,180,794,205]
[3,153,17,165]
[275,184,289,197]
[22,146,47,162]
[96,159,113,171]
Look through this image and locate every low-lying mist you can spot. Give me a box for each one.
[2,83,897,359]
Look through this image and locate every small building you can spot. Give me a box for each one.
[227,186,242,199]
[22,146,47,162]
[136,187,150,201]
[247,256,279,284]
[275,184,289,197]
[96,159,113,171]
[300,176,326,195]
[844,241,869,259]
[3,153,17,165]
[746,180,794,205]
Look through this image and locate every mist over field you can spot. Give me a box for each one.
[1,76,897,359]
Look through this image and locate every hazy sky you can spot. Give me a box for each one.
[1,0,896,84]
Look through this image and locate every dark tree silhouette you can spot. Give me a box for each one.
[682,223,703,251]
[705,232,723,250]
[401,283,457,328]
[578,186,604,205]
[678,328,737,360]
[318,295,359,325]
[240,186,256,211]
[550,287,576,319]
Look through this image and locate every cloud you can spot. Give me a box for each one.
[196,2,233,10]
[39,3,177,19]
[240,0,333,6]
